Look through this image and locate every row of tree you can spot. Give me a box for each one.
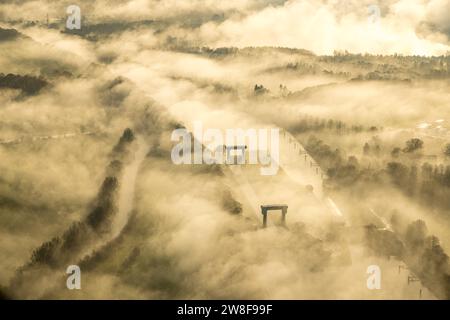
[292,118,378,135]
[306,135,450,210]
[0,73,47,95]
[392,219,450,299]
[305,134,450,298]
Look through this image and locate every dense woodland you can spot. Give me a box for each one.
[300,119,450,298]
[0,73,48,95]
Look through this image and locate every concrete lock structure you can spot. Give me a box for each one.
[225,145,247,164]
[260,205,288,228]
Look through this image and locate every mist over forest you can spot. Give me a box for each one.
[0,0,449,300]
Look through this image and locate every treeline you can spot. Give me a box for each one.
[170,44,316,58]
[365,217,450,299]
[221,190,242,215]
[305,136,364,187]
[305,135,450,297]
[0,28,21,42]
[0,73,48,95]
[305,135,450,210]
[290,117,379,135]
[322,51,449,67]
[320,51,449,79]
[0,286,9,300]
[383,161,450,209]
[10,128,136,296]
[393,219,450,299]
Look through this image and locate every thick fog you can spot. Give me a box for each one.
[0,0,449,299]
